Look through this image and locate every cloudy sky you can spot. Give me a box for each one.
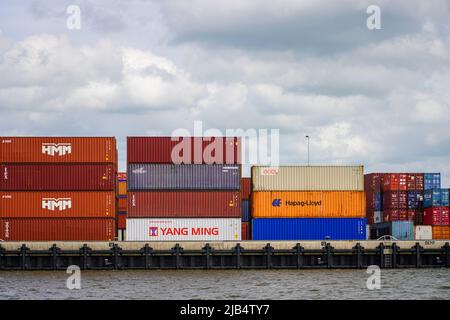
[0,1,450,181]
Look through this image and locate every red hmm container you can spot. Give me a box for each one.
[383,191,408,209]
[383,174,407,191]
[0,191,115,218]
[0,164,116,191]
[127,137,241,164]
[407,173,424,191]
[0,218,115,241]
[128,191,241,218]
[423,207,450,226]
[241,222,250,240]
[241,178,251,200]
[0,137,117,163]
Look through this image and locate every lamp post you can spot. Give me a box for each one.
[305,135,310,166]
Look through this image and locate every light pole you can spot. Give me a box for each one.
[305,135,310,166]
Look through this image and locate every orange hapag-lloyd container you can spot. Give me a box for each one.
[0,137,117,163]
[432,226,450,240]
[251,191,366,218]
[0,191,115,218]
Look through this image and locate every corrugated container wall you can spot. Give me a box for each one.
[252,166,364,191]
[415,225,432,240]
[370,221,414,240]
[128,191,241,218]
[432,226,450,239]
[241,178,251,200]
[127,137,241,164]
[0,164,115,191]
[241,200,250,222]
[251,191,365,218]
[252,218,366,240]
[0,218,115,241]
[0,191,115,218]
[424,173,441,190]
[423,189,449,208]
[128,164,240,190]
[241,222,250,240]
[423,207,449,226]
[126,218,241,241]
[0,137,117,163]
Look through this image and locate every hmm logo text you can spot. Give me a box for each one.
[272,199,322,207]
[42,198,72,211]
[42,143,72,156]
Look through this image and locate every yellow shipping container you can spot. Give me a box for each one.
[252,191,366,218]
[118,181,127,196]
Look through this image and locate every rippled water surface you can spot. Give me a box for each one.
[1,269,449,300]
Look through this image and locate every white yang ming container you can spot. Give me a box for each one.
[126,218,241,241]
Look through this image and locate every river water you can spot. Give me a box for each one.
[0,269,449,300]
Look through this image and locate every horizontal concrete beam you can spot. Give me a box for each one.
[0,240,448,251]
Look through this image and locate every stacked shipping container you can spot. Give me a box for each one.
[0,137,117,241]
[126,137,242,241]
[367,172,449,240]
[117,172,127,241]
[251,166,367,240]
[241,177,251,240]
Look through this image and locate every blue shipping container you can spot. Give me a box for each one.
[374,192,382,211]
[424,173,441,190]
[252,218,366,240]
[127,164,241,190]
[407,191,423,209]
[370,221,414,240]
[423,189,449,208]
[242,200,250,222]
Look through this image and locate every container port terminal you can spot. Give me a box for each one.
[0,240,449,270]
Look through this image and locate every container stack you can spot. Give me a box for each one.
[117,172,127,240]
[0,137,117,241]
[126,137,242,241]
[367,172,449,240]
[251,166,366,240]
[241,177,251,240]
[423,173,449,239]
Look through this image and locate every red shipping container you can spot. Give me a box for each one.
[384,209,408,222]
[364,173,384,192]
[423,207,450,226]
[0,218,115,241]
[127,137,241,164]
[383,191,408,209]
[117,212,127,229]
[241,177,251,200]
[407,173,424,191]
[366,208,375,225]
[128,191,241,218]
[407,210,416,222]
[0,191,115,218]
[383,173,408,191]
[241,222,250,240]
[0,164,115,191]
[0,137,117,163]
[118,197,127,212]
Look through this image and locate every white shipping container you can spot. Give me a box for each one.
[415,225,432,240]
[126,218,241,241]
[374,211,383,224]
[366,225,370,240]
[252,166,364,191]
